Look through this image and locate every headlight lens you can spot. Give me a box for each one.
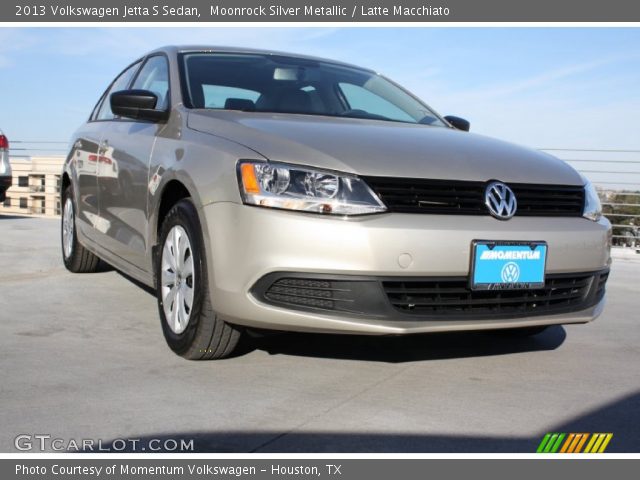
[238,161,387,215]
[583,179,602,221]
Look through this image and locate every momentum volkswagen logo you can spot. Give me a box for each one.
[479,249,541,260]
[536,433,613,453]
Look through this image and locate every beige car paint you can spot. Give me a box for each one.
[63,46,611,335]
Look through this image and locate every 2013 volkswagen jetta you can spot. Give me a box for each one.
[61,46,611,359]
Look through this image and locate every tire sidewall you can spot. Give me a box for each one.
[61,185,77,269]
[156,199,207,355]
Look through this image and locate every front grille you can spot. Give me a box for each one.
[264,278,347,311]
[384,272,606,317]
[595,270,609,297]
[363,176,585,217]
[255,270,608,320]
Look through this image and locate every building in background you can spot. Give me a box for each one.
[0,157,64,216]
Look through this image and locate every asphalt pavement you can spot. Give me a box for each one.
[1,215,639,453]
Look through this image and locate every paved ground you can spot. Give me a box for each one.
[1,215,639,453]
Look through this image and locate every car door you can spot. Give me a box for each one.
[69,123,104,243]
[73,61,141,243]
[96,54,170,270]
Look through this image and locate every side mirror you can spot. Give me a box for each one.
[110,90,168,122]
[444,115,470,132]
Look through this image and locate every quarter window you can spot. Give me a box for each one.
[95,61,142,121]
[131,56,170,111]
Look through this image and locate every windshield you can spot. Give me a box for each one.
[179,52,446,126]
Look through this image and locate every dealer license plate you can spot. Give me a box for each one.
[470,241,547,290]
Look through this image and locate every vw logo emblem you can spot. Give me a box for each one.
[485,181,517,220]
[501,262,520,283]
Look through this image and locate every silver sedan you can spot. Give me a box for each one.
[61,46,611,359]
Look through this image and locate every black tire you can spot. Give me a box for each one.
[494,326,549,337]
[156,198,242,360]
[61,185,101,273]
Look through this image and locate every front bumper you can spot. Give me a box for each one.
[201,202,611,334]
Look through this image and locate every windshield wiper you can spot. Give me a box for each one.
[338,109,392,121]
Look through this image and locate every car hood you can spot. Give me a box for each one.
[187,111,583,185]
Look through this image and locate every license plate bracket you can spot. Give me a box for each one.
[470,240,547,290]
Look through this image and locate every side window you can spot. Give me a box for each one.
[338,82,414,122]
[95,61,141,121]
[131,56,170,111]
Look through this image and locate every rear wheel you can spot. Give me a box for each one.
[156,198,242,360]
[61,185,101,273]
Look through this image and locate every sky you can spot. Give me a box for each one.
[0,27,639,166]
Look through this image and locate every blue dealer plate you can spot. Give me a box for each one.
[471,241,547,290]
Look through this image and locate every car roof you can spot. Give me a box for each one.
[147,45,376,73]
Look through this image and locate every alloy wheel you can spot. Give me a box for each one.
[62,197,74,259]
[161,225,195,334]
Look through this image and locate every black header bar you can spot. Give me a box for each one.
[4,0,640,23]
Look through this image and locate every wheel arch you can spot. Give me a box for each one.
[61,171,71,194]
[154,179,193,242]
[150,174,211,261]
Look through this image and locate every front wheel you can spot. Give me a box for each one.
[156,199,242,360]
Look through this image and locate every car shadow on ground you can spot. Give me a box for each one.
[0,214,33,220]
[245,326,566,363]
[75,391,640,453]
[91,260,114,273]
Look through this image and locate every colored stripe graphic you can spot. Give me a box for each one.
[574,433,589,453]
[560,433,575,453]
[550,433,566,453]
[538,433,613,453]
[584,433,614,453]
[598,434,613,453]
[536,433,552,453]
[567,433,582,453]
[592,434,606,452]
[584,434,598,453]
[544,433,559,453]
[537,433,565,453]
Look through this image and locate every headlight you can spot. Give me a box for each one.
[583,179,602,221]
[238,161,387,215]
